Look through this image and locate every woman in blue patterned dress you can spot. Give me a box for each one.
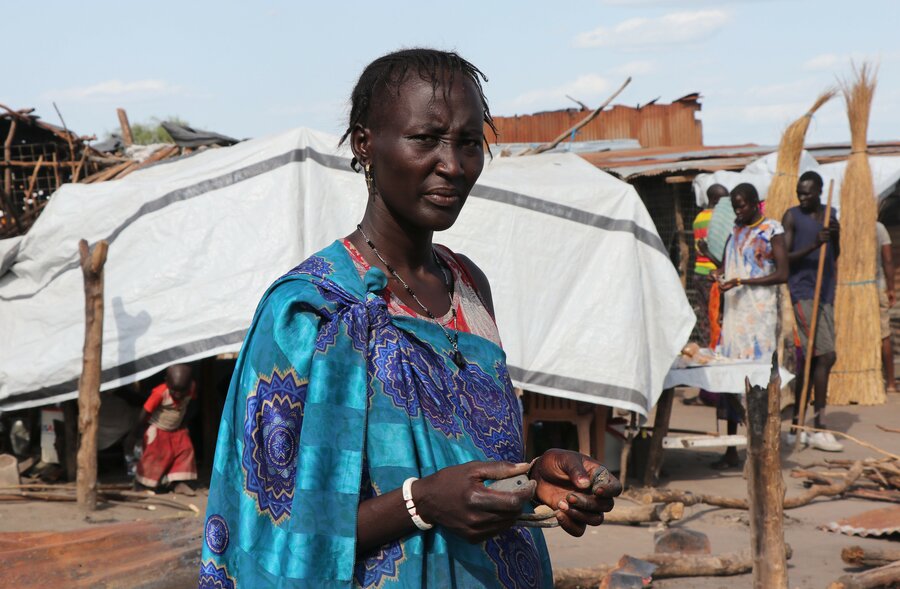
[711,182,788,469]
[199,49,621,588]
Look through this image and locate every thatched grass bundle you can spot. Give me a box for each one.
[765,89,835,223]
[830,64,884,406]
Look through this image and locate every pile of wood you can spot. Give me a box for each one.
[0,106,216,239]
[792,455,900,503]
[829,546,900,589]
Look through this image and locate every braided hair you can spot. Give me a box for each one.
[338,48,497,171]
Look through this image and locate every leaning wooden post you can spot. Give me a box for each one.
[643,388,675,487]
[76,238,109,512]
[117,108,134,147]
[745,352,788,588]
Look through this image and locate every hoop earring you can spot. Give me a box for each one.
[364,164,375,196]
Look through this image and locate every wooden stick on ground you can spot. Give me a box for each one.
[841,545,900,568]
[553,546,793,589]
[794,180,834,447]
[603,502,684,524]
[876,424,900,434]
[76,238,109,512]
[745,355,788,588]
[625,461,863,510]
[827,560,900,589]
[518,77,631,156]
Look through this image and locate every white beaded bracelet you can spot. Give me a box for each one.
[401,477,433,531]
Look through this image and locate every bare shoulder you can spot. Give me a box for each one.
[453,253,495,317]
[781,207,794,227]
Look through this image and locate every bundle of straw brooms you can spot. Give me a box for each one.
[829,64,884,405]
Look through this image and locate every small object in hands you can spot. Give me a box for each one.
[487,474,559,528]
[590,465,611,493]
[487,473,532,494]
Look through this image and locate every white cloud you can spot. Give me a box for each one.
[611,60,655,76]
[574,10,730,49]
[43,79,182,102]
[803,51,900,72]
[803,53,844,71]
[509,74,612,111]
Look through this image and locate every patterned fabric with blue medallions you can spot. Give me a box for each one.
[200,240,552,588]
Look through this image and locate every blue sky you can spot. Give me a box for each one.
[6,0,899,147]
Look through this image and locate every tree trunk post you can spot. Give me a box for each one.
[76,238,108,512]
[745,352,788,588]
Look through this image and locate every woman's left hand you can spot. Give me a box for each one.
[721,278,739,292]
[529,449,622,537]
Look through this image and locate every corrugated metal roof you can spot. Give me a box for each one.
[578,141,900,180]
[491,94,703,148]
[825,505,900,538]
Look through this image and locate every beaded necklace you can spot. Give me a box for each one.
[357,224,466,368]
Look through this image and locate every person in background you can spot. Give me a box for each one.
[877,220,896,392]
[705,183,737,270]
[694,183,729,345]
[686,183,730,408]
[712,183,788,469]
[125,364,198,495]
[783,170,843,452]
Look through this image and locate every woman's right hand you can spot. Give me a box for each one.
[414,461,535,543]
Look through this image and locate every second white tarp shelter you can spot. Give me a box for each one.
[0,128,694,415]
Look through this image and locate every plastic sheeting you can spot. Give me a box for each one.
[692,151,900,210]
[0,128,694,415]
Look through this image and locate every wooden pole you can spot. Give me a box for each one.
[117,108,134,147]
[518,77,631,156]
[794,180,835,446]
[674,194,689,288]
[745,353,788,588]
[76,238,109,512]
[643,388,674,486]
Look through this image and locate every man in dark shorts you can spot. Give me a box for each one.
[782,170,843,452]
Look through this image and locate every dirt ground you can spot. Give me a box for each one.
[1,389,898,588]
[544,388,900,588]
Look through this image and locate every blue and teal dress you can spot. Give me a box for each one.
[200,240,552,588]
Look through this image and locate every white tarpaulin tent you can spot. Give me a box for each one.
[692,150,900,210]
[0,128,694,415]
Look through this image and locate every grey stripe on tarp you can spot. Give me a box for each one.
[0,329,247,409]
[507,365,647,407]
[4,147,665,301]
[1,148,353,302]
[469,185,667,256]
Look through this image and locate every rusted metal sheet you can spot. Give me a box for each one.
[491,94,703,148]
[825,505,900,537]
[578,141,900,180]
[0,517,201,588]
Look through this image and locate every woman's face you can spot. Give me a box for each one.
[732,193,759,225]
[358,72,486,231]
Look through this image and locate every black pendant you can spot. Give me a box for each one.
[453,350,467,369]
